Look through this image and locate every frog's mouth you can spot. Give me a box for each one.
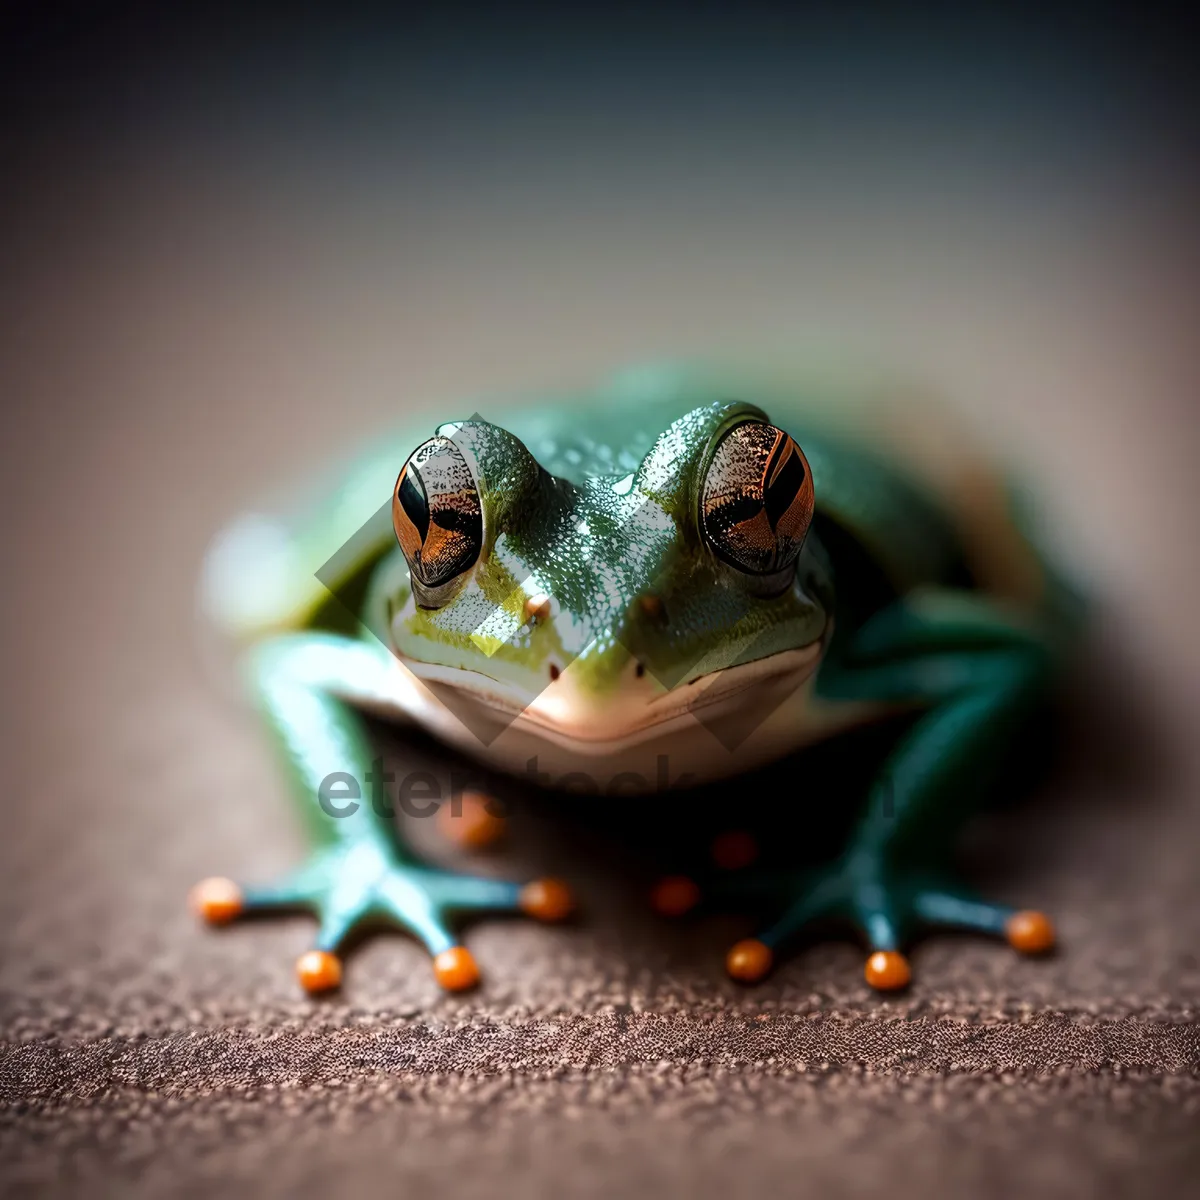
[391,640,825,751]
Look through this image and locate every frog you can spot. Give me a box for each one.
[193,362,1083,996]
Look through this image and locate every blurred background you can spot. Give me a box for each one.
[2,6,1198,1198]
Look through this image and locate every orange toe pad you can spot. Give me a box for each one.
[519,878,574,922]
[864,950,911,991]
[296,950,342,994]
[433,946,481,992]
[190,877,244,925]
[726,938,774,983]
[651,876,701,918]
[437,792,507,849]
[1006,910,1056,955]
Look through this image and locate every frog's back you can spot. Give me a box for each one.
[797,398,1064,617]
[587,363,1063,615]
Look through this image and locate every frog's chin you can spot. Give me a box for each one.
[389,640,825,753]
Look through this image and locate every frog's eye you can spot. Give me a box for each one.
[393,436,483,597]
[700,421,814,577]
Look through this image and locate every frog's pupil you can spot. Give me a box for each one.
[398,470,430,542]
[710,496,762,531]
[433,508,481,539]
[764,439,805,531]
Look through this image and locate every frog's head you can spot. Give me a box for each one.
[389,401,831,749]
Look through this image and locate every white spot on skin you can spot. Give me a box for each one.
[200,514,294,628]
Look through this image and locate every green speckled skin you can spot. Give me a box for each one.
[395,400,829,698]
[199,363,1084,993]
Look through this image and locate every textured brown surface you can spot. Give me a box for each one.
[4,18,1200,1198]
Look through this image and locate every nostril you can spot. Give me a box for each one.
[635,662,646,678]
[638,594,666,623]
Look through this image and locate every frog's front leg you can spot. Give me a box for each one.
[702,591,1059,991]
[191,632,573,994]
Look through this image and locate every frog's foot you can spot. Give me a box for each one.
[191,843,573,995]
[655,862,1055,991]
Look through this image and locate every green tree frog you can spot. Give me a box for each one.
[194,363,1081,996]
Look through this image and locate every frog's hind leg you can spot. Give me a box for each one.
[671,590,1061,991]
[191,632,573,995]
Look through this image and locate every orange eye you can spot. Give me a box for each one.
[700,421,814,576]
[393,436,482,594]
